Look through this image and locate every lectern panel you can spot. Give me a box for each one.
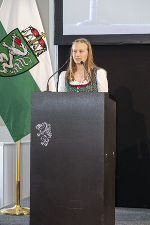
[30,92,115,225]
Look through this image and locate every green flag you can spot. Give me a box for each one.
[0,0,56,142]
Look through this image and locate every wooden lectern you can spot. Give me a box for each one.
[30,92,116,225]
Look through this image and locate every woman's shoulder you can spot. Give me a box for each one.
[59,71,66,77]
[58,71,66,92]
[96,67,107,75]
[97,68,107,77]
[96,67,108,92]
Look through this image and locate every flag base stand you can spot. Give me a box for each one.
[0,205,30,216]
[0,141,30,216]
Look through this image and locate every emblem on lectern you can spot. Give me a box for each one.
[35,122,52,147]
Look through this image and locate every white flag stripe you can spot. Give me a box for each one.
[0,0,56,91]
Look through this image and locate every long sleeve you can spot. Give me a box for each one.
[96,69,108,92]
[58,71,66,92]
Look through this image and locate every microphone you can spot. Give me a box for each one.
[46,58,69,91]
[80,61,91,80]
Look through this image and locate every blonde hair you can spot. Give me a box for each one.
[66,38,98,82]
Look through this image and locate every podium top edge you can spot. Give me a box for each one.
[31,92,116,102]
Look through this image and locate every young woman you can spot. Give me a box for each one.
[58,38,108,92]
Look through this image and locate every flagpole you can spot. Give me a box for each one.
[0,140,30,216]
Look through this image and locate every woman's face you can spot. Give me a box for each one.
[72,42,88,64]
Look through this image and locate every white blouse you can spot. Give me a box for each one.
[58,69,108,92]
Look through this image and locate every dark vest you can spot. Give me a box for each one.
[65,70,98,92]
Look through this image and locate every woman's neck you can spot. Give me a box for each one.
[72,64,89,83]
[76,63,84,72]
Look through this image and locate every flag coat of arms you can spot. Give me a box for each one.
[0,0,56,142]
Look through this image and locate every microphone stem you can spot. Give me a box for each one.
[46,58,69,91]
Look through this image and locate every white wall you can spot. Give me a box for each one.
[0,125,30,207]
[36,0,58,73]
[0,141,30,208]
